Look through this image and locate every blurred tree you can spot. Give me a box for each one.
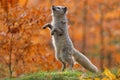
[82,0,87,55]
[99,3,105,71]
[0,0,120,78]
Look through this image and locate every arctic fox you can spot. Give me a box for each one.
[42,5,98,72]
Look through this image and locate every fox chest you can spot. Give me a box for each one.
[52,35,66,50]
[51,21,66,29]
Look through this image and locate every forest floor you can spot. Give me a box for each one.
[6,68,120,80]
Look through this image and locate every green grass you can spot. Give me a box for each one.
[3,67,120,80]
[8,70,99,80]
[4,68,120,80]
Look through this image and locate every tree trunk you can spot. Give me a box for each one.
[82,0,87,55]
[8,34,13,78]
[107,28,112,68]
[99,4,104,71]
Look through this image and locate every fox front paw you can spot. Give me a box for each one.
[42,26,46,29]
[42,24,48,29]
[42,23,52,29]
[51,31,55,35]
[51,29,56,35]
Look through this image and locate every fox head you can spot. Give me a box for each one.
[51,5,67,17]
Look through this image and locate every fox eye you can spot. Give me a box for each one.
[57,7,60,9]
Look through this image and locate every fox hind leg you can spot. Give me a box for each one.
[60,60,66,71]
[69,59,74,70]
[66,56,74,70]
[56,53,66,71]
[61,53,74,70]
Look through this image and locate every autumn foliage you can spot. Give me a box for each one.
[0,0,120,78]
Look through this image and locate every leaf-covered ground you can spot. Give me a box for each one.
[6,68,120,80]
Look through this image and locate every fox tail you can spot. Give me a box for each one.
[73,49,98,73]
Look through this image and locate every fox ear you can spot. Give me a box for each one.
[64,7,67,13]
[51,5,56,10]
[52,5,55,9]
